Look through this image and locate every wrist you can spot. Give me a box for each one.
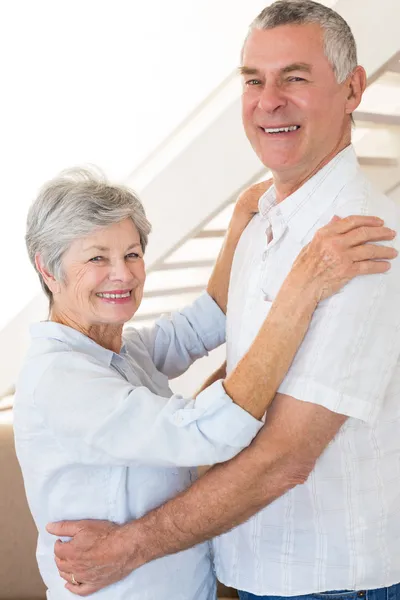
[116,521,151,572]
[276,277,319,316]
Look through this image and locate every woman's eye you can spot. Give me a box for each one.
[89,256,104,263]
[126,253,140,260]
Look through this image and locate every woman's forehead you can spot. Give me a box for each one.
[71,219,141,255]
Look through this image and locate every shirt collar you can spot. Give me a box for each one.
[258,145,360,243]
[30,321,116,366]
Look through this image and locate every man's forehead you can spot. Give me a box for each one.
[242,23,325,60]
[241,24,328,73]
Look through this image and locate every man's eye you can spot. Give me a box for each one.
[126,253,140,260]
[287,76,306,82]
[246,79,262,86]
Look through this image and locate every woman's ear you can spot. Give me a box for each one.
[35,254,61,294]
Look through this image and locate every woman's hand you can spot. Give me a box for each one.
[284,215,397,303]
[207,179,272,314]
[230,179,273,232]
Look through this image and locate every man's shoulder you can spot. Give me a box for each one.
[334,173,400,227]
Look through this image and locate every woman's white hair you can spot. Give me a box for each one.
[26,167,151,304]
[245,0,358,83]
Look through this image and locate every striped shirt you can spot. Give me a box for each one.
[213,146,400,595]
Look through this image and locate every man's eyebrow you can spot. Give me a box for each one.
[281,62,312,74]
[238,66,261,76]
[239,63,312,77]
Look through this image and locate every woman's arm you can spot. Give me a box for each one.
[207,180,272,313]
[222,215,396,420]
[133,180,272,378]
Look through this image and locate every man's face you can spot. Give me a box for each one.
[241,23,361,177]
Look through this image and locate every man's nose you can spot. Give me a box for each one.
[257,82,287,113]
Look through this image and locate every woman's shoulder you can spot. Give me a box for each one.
[122,324,154,357]
[18,326,111,399]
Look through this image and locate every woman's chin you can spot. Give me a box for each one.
[96,304,137,326]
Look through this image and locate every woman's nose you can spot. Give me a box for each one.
[109,260,133,281]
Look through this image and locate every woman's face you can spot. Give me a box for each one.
[54,218,146,328]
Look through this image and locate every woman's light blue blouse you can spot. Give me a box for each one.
[13,293,262,600]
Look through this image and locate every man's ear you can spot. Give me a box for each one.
[35,253,61,294]
[345,65,367,115]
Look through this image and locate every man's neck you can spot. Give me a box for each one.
[273,138,351,204]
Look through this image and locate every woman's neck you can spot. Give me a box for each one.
[50,309,123,354]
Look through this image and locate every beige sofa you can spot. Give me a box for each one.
[0,418,238,599]
[0,421,46,599]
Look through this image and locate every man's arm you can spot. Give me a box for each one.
[128,394,347,547]
[49,395,346,596]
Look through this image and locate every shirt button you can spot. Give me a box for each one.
[357,592,366,598]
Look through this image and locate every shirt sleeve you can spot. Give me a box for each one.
[277,249,400,423]
[126,292,226,378]
[34,353,261,467]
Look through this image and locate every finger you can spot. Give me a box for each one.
[323,215,384,235]
[65,582,99,597]
[47,520,86,537]
[54,539,73,560]
[55,554,71,572]
[351,244,398,262]
[58,570,71,583]
[354,260,392,275]
[343,226,396,247]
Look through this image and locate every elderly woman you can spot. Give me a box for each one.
[13,168,395,600]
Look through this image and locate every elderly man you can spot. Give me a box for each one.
[49,1,400,599]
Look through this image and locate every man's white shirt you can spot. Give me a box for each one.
[213,146,400,595]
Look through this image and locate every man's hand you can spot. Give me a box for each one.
[46,519,139,596]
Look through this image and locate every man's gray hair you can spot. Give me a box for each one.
[246,0,358,83]
[26,167,152,304]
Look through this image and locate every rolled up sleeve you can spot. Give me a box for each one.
[35,354,262,468]
[171,380,263,450]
